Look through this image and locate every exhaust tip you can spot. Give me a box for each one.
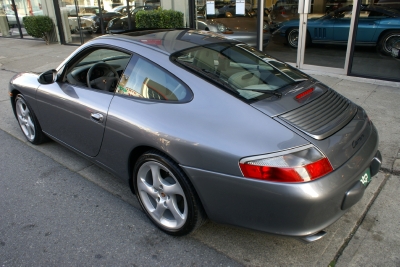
[300,230,327,243]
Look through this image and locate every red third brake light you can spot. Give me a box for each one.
[295,87,314,100]
[239,145,333,183]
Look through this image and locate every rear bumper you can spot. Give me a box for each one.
[182,124,380,237]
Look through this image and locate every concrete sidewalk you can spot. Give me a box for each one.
[0,38,399,266]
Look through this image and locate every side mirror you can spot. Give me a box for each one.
[38,69,58,84]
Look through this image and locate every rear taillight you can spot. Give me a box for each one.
[239,145,333,183]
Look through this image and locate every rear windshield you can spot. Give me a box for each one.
[171,43,309,102]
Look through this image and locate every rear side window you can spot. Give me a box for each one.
[116,56,192,102]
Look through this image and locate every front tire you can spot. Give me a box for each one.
[15,94,46,145]
[378,31,400,56]
[133,150,206,236]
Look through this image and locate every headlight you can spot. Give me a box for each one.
[217,23,227,32]
[263,21,268,30]
[108,20,113,27]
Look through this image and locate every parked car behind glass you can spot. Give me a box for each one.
[270,5,400,55]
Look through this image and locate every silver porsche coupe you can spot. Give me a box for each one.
[8,29,382,242]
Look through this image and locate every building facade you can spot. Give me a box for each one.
[1,0,399,81]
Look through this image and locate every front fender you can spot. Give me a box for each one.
[9,72,41,117]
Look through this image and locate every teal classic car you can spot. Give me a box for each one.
[270,5,400,55]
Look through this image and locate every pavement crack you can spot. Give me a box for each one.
[0,68,19,74]
[362,85,379,106]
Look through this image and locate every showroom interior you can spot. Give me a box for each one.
[0,0,399,81]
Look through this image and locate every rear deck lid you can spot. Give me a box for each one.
[252,82,358,140]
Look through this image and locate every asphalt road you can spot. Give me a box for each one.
[0,129,242,266]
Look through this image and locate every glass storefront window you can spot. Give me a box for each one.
[266,0,355,68]
[195,1,265,50]
[60,0,104,44]
[303,1,355,69]
[0,0,22,37]
[350,0,400,80]
[59,0,191,45]
[0,0,46,38]
[263,0,299,63]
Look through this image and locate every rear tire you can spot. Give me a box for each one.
[133,150,206,236]
[378,31,400,56]
[15,94,47,145]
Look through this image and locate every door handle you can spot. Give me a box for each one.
[91,113,104,123]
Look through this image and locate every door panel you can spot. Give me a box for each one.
[356,17,380,43]
[333,18,351,42]
[36,83,114,157]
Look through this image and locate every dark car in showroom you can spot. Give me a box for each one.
[197,1,269,33]
[86,11,124,33]
[9,29,381,241]
[270,5,400,55]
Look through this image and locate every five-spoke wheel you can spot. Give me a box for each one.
[133,151,205,236]
[15,94,46,145]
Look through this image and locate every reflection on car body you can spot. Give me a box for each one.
[195,1,271,48]
[9,29,381,241]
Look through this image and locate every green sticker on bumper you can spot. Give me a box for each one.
[360,168,371,187]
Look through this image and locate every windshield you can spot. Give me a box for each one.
[172,43,309,101]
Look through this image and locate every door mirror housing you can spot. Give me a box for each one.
[38,69,58,84]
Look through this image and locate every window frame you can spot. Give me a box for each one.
[58,45,133,91]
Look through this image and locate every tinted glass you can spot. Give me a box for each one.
[350,5,400,80]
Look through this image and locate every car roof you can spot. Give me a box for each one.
[99,29,238,55]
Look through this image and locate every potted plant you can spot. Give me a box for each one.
[23,15,53,45]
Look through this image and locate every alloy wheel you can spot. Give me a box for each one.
[16,97,35,142]
[136,161,188,230]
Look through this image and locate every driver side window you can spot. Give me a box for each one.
[64,48,131,92]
